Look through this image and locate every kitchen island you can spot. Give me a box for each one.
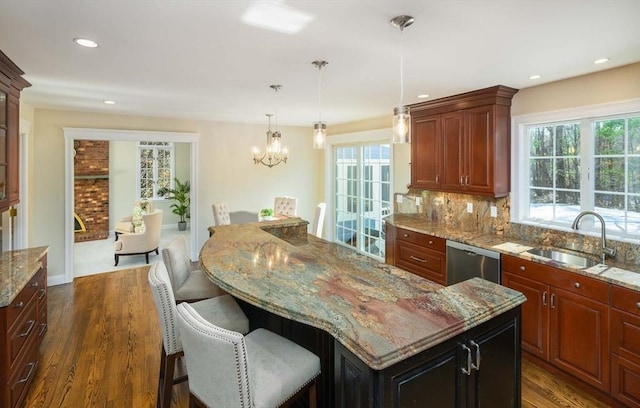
[201,219,525,407]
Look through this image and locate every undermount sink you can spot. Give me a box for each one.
[526,248,599,269]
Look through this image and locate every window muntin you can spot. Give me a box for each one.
[137,141,174,200]
[523,114,640,239]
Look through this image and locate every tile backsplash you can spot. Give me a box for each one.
[395,189,640,266]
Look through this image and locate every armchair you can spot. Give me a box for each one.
[114,209,163,266]
[114,200,152,240]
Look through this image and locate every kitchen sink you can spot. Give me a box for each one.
[526,248,599,269]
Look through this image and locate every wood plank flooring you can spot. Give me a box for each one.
[23,267,612,407]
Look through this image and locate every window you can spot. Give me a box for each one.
[137,141,174,200]
[334,143,391,259]
[515,106,640,241]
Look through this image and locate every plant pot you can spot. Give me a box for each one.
[178,221,187,231]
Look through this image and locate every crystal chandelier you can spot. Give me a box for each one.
[390,15,414,144]
[312,60,328,149]
[252,85,289,168]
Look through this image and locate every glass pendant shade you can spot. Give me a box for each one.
[313,122,327,149]
[392,106,411,144]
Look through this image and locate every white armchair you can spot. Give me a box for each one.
[114,209,163,266]
[114,200,153,240]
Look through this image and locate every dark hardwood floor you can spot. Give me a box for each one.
[23,267,612,407]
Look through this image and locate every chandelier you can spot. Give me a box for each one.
[252,85,288,168]
[390,15,414,144]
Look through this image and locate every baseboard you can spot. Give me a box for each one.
[48,274,68,287]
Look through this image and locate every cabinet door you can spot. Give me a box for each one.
[440,111,465,192]
[465,106,494,194]
[0,88,7,205]
[6,91,19,205]
[411,114,441,189]
[550,287,610,392]
[502,271,550,361]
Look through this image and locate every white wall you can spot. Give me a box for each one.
[30,109,323,283]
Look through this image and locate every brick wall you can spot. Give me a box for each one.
[74,140,110,242]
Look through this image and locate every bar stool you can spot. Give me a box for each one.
[148,261,249,408]
[176,301,321,408]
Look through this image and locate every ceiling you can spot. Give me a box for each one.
[1,0,639,127]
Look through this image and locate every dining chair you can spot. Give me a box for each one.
[176,301,320,408]
[148,261,249,408]
[311,202,326,238]
[212,201,231,226]
[274,196,298,216]
[162,235,226,302]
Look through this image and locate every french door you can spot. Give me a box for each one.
[334,143,391,259]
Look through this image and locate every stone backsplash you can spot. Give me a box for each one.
[395,189,640,266]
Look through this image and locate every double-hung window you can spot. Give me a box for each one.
[137,141,175,200]
[514,104,640,242]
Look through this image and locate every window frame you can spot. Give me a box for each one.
[511,98,640,243]
[136,141,176,200]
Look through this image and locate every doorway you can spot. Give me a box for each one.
[63,128,199,284]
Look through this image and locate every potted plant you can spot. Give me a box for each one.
[158,177,190,231]
[259,208,273,221]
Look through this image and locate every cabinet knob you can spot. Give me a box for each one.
[520,266,526,272]
[574,282,581,288]
[403,234,409,238]
[31,281,38,288]
[636,302,640,310]
[14,301,24,308]
[428,240,433,245]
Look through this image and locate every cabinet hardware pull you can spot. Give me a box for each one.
[14,301,24,308]
[542,291,547,306]
[461,344,472,375]
[436,175,439,183]
[460,176,464,186]
[520,266,525,272]
[465,175,469,186]
[550,294,556,309]
[38,323,47,337]
[574,282,580,288]
[18,320,36,338]
[15,362,36,385]
[470,340,481,370]
[410,255,428,263]
[38,288,46,300]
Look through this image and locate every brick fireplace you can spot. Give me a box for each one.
[74,140,110,242]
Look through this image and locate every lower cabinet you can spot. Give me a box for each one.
[502,254,610,393]
[335,307,521,408]
[386,225,447,285]
[610,285,640,408]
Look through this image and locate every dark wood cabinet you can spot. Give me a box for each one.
[409,85,517,198]
[335,307,521,408]
[0,49,30,213]
[502,255,610,392]
[610,284,640,407]
[1,253,48,408]
[390,226,446,285]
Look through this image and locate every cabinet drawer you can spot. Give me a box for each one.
[8,339,38,408]
[6,270,40,327]
[396,241,446,284]
[396,227,445,253]
[612,308,640,364]
[501,254,609,303]
[8,296,37,367]
[612,285,640,317]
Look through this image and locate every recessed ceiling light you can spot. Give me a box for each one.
[529,75,541,80]
[417,94,430,99]
[103,100,115,105]
[242,0,314,34]
[74,38,98,48]
[594,58,610,64]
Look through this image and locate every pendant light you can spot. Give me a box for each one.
[390,15,414,144]
[312,60,328,149]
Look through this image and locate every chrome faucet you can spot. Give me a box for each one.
[571,211,616,264]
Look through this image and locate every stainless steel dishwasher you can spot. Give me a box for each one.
[446,240,501,285]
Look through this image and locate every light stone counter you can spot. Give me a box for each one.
[0,246,49,307]
[200,221,525,370]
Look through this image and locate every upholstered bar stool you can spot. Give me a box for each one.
[148,262,249,408]
[176,302,320,408]
[162,235,226,302]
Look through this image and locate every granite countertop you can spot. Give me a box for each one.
[0,246,49,307]
[385,213,640,291]
[199,221,525,370]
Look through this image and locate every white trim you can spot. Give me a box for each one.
[18,119,31,249]
[63,128,199,284]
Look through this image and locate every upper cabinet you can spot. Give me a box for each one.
[409,85,518,198]
[0,49,31,213]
